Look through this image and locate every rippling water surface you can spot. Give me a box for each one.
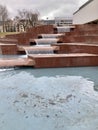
[0,67,98,130]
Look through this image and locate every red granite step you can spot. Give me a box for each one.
[0,58,34,67]
[38,33,64,38]
[75,24,98,31]
[52,43,98,54]
[28,53,98,68]
[18,45,59,54]
[0,43,18,55]
[24,46,59,51]
[0,38,18,44]
[65,30,98,36]
[61,35,98,43]
[54,26,75,33]
[6,25,54,45]
[58,24,98,44]
[29,38,62,45]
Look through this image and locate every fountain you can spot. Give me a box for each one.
[38,34,64,38]
[54,26,75,33]
[24,46,59,55]
[26,49,54,55]
[30,38,60,46]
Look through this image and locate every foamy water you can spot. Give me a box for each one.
[0,68,98,130]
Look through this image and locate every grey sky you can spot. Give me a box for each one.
[0,0,88,19]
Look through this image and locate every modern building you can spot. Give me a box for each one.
[55,17,73,26]
[73,0,98,24]
[40,19,55,25]
[40,17,73,26]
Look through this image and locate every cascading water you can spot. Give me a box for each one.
[29,33,62,55]
[27,33,60,55]
[0,54,27,70]
[26,49,54,55]
[38,34,64,38]
[0,67,15,72]
[57,26,70,33]
[25,46,56,55]
[34,38,59,45]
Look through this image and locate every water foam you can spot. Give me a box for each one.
[0,71,98,130]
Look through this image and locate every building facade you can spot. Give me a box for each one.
[40,20,55,25]
[55,17,73,26]
[73,0,98,24]
[40,17,73,26]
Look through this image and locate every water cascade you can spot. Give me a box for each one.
[54,26,75,33]
[25,46,56,55]
[38,33,64,38]
[34,38,59,45]
[56,26,70,33]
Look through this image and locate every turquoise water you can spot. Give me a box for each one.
[1,66,97,86]
[0,67,98,130]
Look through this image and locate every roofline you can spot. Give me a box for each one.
[73,0,94,15]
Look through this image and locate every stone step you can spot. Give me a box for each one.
[27,25,54,33]
[0,43,18,55]
[38,33,64,38]
[54,26,75,33]
[0,38,18,44]
[6,25,54,45]
[61,35,98,43]
[0,58,34,67]
[18,45,59,54]
[29,38,62,45]
[28,53,98,68]
[75,24,98,31]
[0,53,98,68]
[52,43,98,54]
[65,30,98,36]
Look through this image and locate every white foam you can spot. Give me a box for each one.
[0,68,14,72]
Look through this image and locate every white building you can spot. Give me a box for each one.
[55,17,73,26]
[73,0,98,24]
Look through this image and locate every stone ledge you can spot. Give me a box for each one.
[28,53,98,68]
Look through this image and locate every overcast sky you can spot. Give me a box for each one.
[0,0,88,19]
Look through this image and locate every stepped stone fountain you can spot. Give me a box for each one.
[0,24,98,68]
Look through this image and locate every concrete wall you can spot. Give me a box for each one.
[73,0,98,24]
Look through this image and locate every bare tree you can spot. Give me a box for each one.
[15,9,39,31]
[17,9,28,31]
[0,4,9,32]
[27,10,39,27]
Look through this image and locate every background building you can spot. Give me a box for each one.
[73,0,98,24]
[55,17,73,26]
[40,19,55,25]
[40,17,73,26]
